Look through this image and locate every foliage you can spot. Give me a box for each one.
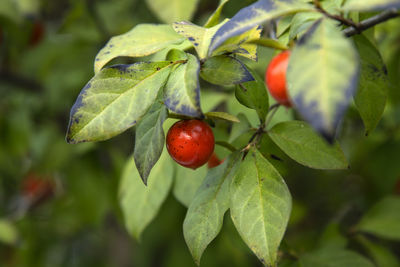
[1,0,400,266]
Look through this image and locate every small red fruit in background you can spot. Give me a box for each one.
[166,119,215,169]
[21,173,54,204]
[207,152,223,169]
[265,50,291,107]
[29,21,45,47]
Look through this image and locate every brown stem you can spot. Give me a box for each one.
[314,0,361,30]
[343,8,400,37]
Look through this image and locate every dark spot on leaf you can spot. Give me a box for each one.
[188,37,195,41]
[194,43,199,46]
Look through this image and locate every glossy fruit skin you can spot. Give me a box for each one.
[265,50,291,107]
[166,120,215,169]
[207,152,223,169]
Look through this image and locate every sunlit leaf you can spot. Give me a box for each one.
[230,148,291,266]
[287,19,359,140]
[173,20,226,59]
[94,24,185,73]
[212,25,262,61]
[209,0,312,55]
[67,61,173,144]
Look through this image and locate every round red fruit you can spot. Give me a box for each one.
[166,119,215,169]
[265,50,291,107]
[207,152,223,169]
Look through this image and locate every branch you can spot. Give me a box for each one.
[314,0,360,29]
[343,8,399,37]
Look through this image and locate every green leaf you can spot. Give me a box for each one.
[209,0,312,54]
[268,121,348,170]
[200,55,254,86]
[166,48,188,61]
[119,150,173,240]
[230,148,292,266]
[343,0,400,11]
[0,219,18,245]
[172,20,226,59]
[145,0,200,24]
[229,113,251,143]
[204,0,229,28]
[205,111,240,123]
[201,91,229,112]
[357,196,400,240]
[249,38,289,50]
[356,235,400,267]
[164,53,203,118]
[0,0,22,23]
[94,24,185,73]
[211,25,262,61]
[183,153,241,265]
[14,0,39,17]
[288,12,322,40]
[66,61,173,144]
[353,34,388,135]
[299,248,375,267]
[287,19,360,140]
[235,69,269,123]
[133,100,168,185]
[173,165,207,207]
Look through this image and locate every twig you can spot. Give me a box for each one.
[314,0,360,30]
[265,104,280,128]
[343,8,400,37]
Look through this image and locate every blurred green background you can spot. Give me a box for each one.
[1,0,400,266]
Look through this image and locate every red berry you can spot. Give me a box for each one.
[22,173,54,202]
[207,152,223,169]
[166,120,215,169]
[265,50,291,107]
[29,21,44,47]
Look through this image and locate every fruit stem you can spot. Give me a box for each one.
[215,141,236,152]
[264,103,280,129]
